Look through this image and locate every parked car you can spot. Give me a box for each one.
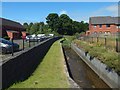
[26,34,48,42]
[26,35,39,42]
[0,37,19,54]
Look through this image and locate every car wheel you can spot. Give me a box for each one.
[2,47,7,54]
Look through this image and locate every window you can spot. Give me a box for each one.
[106,24,110,28]
[93,25,97,28]
[104,31,110,35]
[94,32,97,34]
[99,25,102,28]
[99,31,102,34]
[117,25,120,28]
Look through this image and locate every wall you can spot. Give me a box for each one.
[89,24,118,34]
[71,43,120,89]
[1,37,61,89]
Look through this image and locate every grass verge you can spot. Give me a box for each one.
[9,40,69,88]
[62,35,75,48]
[73,39,120,75]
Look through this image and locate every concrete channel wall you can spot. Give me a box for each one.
[1,37,61,89]
[71,43,120,89]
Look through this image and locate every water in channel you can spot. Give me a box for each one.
[63,47,111,89]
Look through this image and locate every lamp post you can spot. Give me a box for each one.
[22,36,26,50]
[10,33,14,56]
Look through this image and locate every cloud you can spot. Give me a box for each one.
[105,5,118,15]
[90,4,118,17]
[59,10,67,15]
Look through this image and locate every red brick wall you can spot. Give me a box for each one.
[6,31,21,39]
[89,24,118,34]
[6,31,12,39]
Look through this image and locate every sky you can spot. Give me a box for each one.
[1,2,119,24]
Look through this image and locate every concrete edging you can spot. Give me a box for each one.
[71,43,120,89]
[60,42,80,89]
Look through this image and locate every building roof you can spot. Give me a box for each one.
[0,18,25,30]
[90,16,120,24]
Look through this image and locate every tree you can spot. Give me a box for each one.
[27,22,33,33]
[23,23,29,32]
[30,23,39,34]
[23,13,89,35]
[58,14,73,35]
[46,13,60,32]
[39,22,44,33]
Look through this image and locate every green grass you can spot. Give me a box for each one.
[73,39,120,74]
[62,35,75,48]
[9,40,69,88]
[85,36,119,51]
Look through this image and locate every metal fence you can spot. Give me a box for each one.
[0,38,49,61]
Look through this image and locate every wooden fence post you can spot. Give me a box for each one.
[92,37,93,43]
[116,38,120,52]
[97,37,99,43]
[105,37,107,48]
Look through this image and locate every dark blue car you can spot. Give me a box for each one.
[0,38,19,54]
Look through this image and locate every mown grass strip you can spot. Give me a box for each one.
[10,40,69,88]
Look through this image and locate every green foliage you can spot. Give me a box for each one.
[58,14,73,35]
[74,40,120,73]
[23,13,88,35]
[23,23,29,33]
[30,23,39,34]
[38,22,44,33]
[23,22,50,35]
[46,13,59,32]
[62,36,75,48]
[46,13,89,35]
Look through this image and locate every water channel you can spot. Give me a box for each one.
[63,47,111,89]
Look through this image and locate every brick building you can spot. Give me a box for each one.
[86,16,120,36]
[0,18,26,39]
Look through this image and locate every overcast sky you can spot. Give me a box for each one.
[1,2,119,24]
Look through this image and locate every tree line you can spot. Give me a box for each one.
[23,13,88,35]
[23,22,49,35]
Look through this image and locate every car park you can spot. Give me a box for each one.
[26,34,49,42]
[0,37,19,54]
[26,35,41,42]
